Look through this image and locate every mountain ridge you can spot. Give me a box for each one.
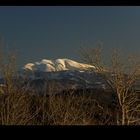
[23,58,97,72]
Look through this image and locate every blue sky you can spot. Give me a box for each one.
[0,6,140,67]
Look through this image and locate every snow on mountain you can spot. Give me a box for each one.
[20,58,111,94]
[23,58,97,72]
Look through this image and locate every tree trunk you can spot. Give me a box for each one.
[122,106,125,125]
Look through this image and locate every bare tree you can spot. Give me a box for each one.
[0,39,41,125]
[79,43,140,125]
[78,41,104,72]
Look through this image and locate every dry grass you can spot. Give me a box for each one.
[0,88,116,125]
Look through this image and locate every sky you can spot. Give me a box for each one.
[0,6,140,68]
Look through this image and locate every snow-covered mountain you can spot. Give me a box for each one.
[23,58,97,72]
[5,58,139,96]
[19,58,109,95]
